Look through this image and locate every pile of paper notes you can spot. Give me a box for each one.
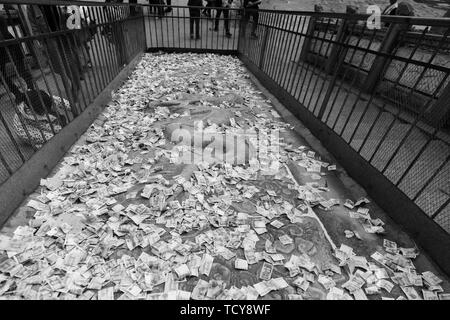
[0,53,448,300]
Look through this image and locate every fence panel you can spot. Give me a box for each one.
[143,4,240,53]
[238,10,450,273]
[0,1,146,195]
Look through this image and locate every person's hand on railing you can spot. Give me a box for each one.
[247,0,261,6]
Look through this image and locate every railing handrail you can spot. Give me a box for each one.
[1,0,450,26]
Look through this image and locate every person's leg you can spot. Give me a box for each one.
[158,0,164,17]
[194,10,201,39]
[224,7,230,35]
[189,8,195,38]
[215,8,222,31]
[165,0,172,13]
[251,10,259,36]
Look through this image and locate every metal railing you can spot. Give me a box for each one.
[0,1,450,271]
[238,10,450,236]
[143,4,242,53]
[0,0,146,185]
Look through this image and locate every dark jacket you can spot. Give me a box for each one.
[188,0,203,6]
[244,0,261,8]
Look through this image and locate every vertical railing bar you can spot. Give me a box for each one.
[248,10,260,63]
[221,6,226,51]
[263,13,279,73]
[303,17,341,108]
[285,15,307,94]
[267,13,285,79]
[81,6,102,96]
[97,6,116,82]
[274,14,294,84]
[206,6,211,50]
[95,5,113,83]
[266,13,282,75]
[171,4,175,48]
[325,21,367,128]
[216,6,220,51]
[308,17,354,112]
[33,25,73,125]
[257,12,269,66]
[88,6,108,91]
[336,27,381,135]
[153,5,159,48]
[297,17,333,104]
[292,16,322,100]
[277,14,297,88]
[159,5,165,49]
[232,8,238,50]
[71,7,99,100]
[62,31,89,113]
[107,6,122,77]
[165,5,170,49]
[71,26,95,104]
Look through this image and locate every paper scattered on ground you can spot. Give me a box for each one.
[0,53,448,300]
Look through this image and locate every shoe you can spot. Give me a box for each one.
[190,34,194,39]
[226,33,232,38]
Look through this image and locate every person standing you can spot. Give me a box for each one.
[214,0,232,38]
[188,0,203,40]
[243,0,260,39]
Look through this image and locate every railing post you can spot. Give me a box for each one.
[362,23,406,93]
[324,20,349,74]
[299,5,324,62]
[325,5,357,74]
[363,3,413,93]
[259,26,270,69]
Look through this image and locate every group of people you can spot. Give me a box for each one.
[186,0,261,40]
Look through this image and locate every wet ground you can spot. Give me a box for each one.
[0,52,448,300]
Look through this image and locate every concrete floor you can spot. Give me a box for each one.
[0,52,448,300]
